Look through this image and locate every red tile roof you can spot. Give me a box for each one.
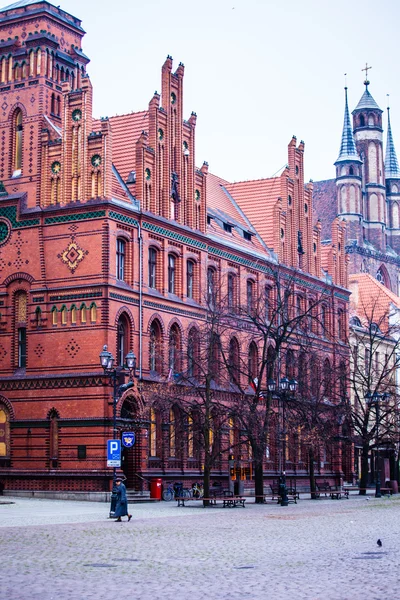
[94,111,149,183]
[349,273,400,330]
[224,177,282,250]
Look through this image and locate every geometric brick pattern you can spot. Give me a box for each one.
[65,339,80,359]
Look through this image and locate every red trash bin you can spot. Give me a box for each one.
[150,477,162,500]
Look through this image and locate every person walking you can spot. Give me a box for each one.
[114,478,132,522]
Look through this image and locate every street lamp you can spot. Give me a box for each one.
[268,376,297,506]
[100,344,136,516]
[365,391,389,498]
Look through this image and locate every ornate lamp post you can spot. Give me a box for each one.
[100,344,136,516]
[365,391,389,498]
[268,376,297,506]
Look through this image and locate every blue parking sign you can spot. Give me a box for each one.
[107,439,121,467]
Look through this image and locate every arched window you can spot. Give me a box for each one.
[360,114,365,127]
[61,305,67,325]
[116,238,126,281]
[186,260,194,299]
[339,361,347,399]
[298,352,307,397]
[90,303,97,322]
[169,324,181,374]
[338,308,345,341]
[321,304,328,337]
[13,109,23,174]
[117,314,129,367]
[349,166,354,175]
[266,345,276,382]
[248,342,258,382]
[148,247,157,289]
[0,403,10,459]
[149,320,162,373]
[229,337,240,385]
[265,285,272,322]
[49,410,59,468]
[71,305,77,324]
[80,304,87,324]
[168,254,176,294]
[210,333,220,382]
[52,306,58,325]
[187,327,199,378]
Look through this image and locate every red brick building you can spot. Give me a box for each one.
[0,0,351,497]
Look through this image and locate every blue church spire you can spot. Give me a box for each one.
[385,106,400,179]
[335,88,361,165]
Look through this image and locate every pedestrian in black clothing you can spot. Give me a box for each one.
[114,478,132,522]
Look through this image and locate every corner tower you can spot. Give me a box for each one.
[352,77,385,250]
[0,0,89,207]
[334,87,363,244]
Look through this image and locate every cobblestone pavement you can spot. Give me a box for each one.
[1,493,399,600]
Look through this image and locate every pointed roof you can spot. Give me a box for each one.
[353,83,382,113]
[385,107,400,179]
[335,87,361,164]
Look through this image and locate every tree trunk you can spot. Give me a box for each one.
[359,444,369,496]
[254,459,264,504]
[203,454,211,507]
[308,447,317,499]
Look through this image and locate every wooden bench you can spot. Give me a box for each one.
[269,484,298,504]
[222,495,246,508]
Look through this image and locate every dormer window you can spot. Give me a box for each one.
[243,231,252,241]
[223,223,232,233]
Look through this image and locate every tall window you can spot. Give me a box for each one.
[169,325,181,374]
[338,308,345,341]
[169,408,176,457]
[207,268,216,309]
[150,407,157,457]
[187,328,199,378]
[61,306,67,325]
[49,410,59,468]
[286,349,295,380]
[186,260,194,299]
[229,337,240,385]
[248,342,258,382]
[13,109,23,174]
[71,305,77,324]
[148,247,157,289]
[228,273,236,310]
[117,315,128,367]
[265,286,272,322]
[18,327,26,368]
[168,254,176,294]
[149,320,162,373]
[246,280,254,313]
[116,239,126,281]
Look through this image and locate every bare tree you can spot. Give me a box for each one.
[348,299,400,494]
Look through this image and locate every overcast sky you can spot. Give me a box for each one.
[47,0,400,183]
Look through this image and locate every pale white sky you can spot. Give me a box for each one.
[53,0,400,183]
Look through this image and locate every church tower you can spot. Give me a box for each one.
[352,73,386,251]
[385,106,400,253]
[334,87,363,244]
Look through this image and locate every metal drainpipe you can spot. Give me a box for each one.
[138,223,143,379]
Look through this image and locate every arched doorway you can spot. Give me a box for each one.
[119,393,147,491]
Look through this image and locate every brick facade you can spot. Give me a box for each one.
[0,1,351,496]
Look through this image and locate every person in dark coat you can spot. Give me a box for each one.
[114,478,132,522]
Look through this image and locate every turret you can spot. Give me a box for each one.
[385,106,400,252]
[334,87,363,244]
